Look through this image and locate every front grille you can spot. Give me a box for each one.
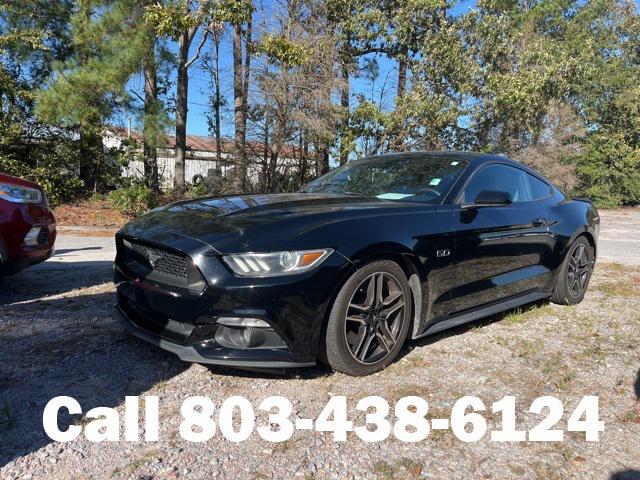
[116,236,206,293]
[128,241,188,280]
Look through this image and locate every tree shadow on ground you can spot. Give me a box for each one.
[635,368,639,401]
[0,291,188,467]
[0,260,113,303]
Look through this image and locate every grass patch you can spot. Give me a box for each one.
[575,343,608,364]
[387,384,428,402]
[251,473,270,480]
[554,444,576,462]
[397,457,423,477]
[125,449,160,476]
[272,436,304,454]
[540,353,576,391]
[373,461,395,480]
[619,406,640,424]
[503,303,553,326]
[514,338,543,358]
[503,308,529,325]
[373,458,423,479]
[493,335,509,347]
[597,262,627,275]
[598,281,637,298]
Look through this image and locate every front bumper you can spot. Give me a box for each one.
[0,199,56,274]
[115,305,315,368]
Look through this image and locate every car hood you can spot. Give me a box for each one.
[118,193,428,254]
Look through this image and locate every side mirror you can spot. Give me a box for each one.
[462,190,512,208]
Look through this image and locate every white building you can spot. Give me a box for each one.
[103,127,311,188]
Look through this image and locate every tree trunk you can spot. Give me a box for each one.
[299,137,309,185]
[174,29,190,190]
[243,19,252,121]
[233,24,247,192]
[242,19,253,188]
[269,149,279,190]
[315,143,330,176]
[263,101,271,190]
[143,45,159,190]
[339,61,349,165]
[213,30,222,168]
[397,48,407,98]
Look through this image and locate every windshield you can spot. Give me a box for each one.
[302,154,469,203]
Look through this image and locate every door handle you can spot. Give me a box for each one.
[532,218,552,227]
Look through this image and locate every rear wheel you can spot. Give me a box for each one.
[552,236,594,305]
[323,260,411,376]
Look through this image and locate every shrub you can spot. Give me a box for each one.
[108,181,158,217]
[184,181,210,199]
[574,133,640,208]
[0,155,84,208]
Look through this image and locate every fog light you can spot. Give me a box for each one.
[216,317,270,328]
[242,327,264,348]
[24,227,44,246]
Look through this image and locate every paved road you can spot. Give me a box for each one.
[597,208,640,265]
[49,233,116,264]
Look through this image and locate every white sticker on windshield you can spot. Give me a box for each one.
[376,193,413,200]
[430,178,441,186]
[450,161,459,166]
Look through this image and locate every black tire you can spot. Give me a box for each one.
[552,236,594,305]
[323,260,412,376]
[192,174,205,185]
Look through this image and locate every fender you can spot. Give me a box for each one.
[341,242,430,339]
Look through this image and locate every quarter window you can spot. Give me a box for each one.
[459,164,550,204]
[526,172,552,200]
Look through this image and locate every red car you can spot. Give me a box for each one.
[0,173,57,275]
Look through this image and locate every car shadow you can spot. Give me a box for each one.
[54,247,103,255]
[404,299,550,354]
[202,302,554,380]
[0,260,113,304]
[610,471,640,480]
[0,291,188,466]
[204,363,333,380]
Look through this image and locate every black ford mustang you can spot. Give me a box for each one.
[114,152,599,375]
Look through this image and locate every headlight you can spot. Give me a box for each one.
[0,182,43,204]
[223,249,333,277]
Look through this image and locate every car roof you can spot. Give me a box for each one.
[366,151,543,177]
[367,151,508,164]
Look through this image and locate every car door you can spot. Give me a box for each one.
[447,163,555,315]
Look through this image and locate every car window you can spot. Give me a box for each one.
[459,164,549,204]
[526,172,551,200]
[302,155,469,204]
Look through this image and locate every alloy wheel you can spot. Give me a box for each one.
[344,272,406,364]
[567,243,591,297]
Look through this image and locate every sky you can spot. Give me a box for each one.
[113,0,640,139]
[112,0,480,139]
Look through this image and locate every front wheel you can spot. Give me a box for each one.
[323,260,411,376]
[552,236,594,305]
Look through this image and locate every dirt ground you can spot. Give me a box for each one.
[53,198,129,228]
[0,210,639,480]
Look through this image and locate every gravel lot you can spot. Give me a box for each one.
[1,210,639,480]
